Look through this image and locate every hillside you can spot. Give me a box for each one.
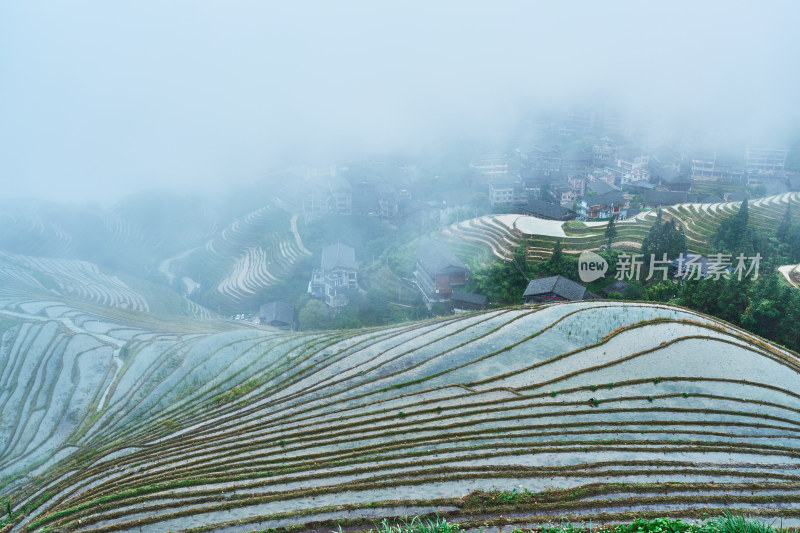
[2,290,800,531]
[166,207,313,314]
[437,192,800,262]
[0,193,316,317]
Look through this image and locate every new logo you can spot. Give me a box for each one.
[578,251,608,283]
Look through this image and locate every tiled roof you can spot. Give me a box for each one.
[321,243,358,271]
[523,275,589,301]
[451,290,488,306]
[417,238,467,274]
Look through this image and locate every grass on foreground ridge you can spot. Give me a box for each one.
[339,512,792,533]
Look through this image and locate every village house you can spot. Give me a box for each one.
[612,147,650,185]
[577,191,629,220]
[414,238,469,303]
[592,137,618,166]
[258,301,295,330]
[308,243,358,310]
[691,152,745,183]
[523,275,598,304]
[549,184,579,207]
[451,290,488,312]
[469,155,508,179]
[302,178,353,219]
[522,199,577,221]
[488,181,519,206]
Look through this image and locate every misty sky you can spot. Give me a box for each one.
[1,1,798,204]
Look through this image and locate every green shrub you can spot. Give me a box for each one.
[709,511,789,533]
[372,515,460,533]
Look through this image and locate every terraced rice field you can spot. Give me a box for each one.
[779,265,800,289]
[169,208,312,311]
[0,252,149,313]
[437,192,800,262]
[3,290,800,532]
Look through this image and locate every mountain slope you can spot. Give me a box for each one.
[2,293,800,531]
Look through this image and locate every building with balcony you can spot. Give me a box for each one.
[746,147,788,184]
[577,191,629,220]
[308,243,358,310]
[469,155,508,179]
[691,152,745,183]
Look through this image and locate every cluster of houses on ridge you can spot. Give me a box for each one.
[278,132,796,237]
[254,233,737,331]
[480,141,794,223]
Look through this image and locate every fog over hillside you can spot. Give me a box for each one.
[1,0,799,204]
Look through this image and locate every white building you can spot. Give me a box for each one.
[308,243,358,309]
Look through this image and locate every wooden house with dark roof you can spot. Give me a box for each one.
[451,290,488,312]
[259,301,295,330]
[414,238,469,303]
[523,275,598,304]
[522,199,577,221]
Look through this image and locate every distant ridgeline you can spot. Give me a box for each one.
[2,287,800,531]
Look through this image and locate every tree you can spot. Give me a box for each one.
[604,217,617,250]
[641,211,686,261]
[713,198,749,252]
[298,300,331,331]
[548,239,564,268]
[777,204,792,242]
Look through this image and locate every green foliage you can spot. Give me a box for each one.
[211,378,260,405]
[679,272,800,354]
[541,240,580,280]
[605,217,618,250]
[550,390,557,397]
[373,515,460,533]
[506,514,788,533]
[623,282,645,301]
[683,392,690,398]
[640,210,687,261]
[647,395,654,402]
[643,280,678,302]
[298,299,332,331]
[709,511,789,533]
[776,204,792,242]
[713,198,750,253]
[0,491,51,529]
[469,245,531,306]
